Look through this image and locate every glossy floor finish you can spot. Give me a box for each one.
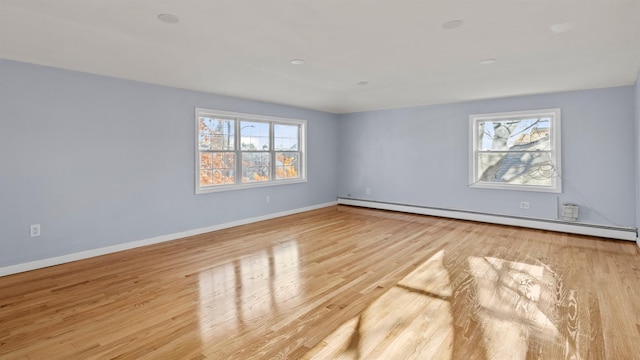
[1,206,639,359]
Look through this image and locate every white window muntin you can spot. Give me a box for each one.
[196,108,306,194]
[469,108,561,193]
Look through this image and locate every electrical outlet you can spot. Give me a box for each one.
[365,188,371,195]
[520,201,530,210]
[30,224,41,237]
[266,196,270,203]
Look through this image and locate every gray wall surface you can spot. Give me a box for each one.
[635,70,640,243]
[337,86,636,228]
[1,58,638,269]
[0,59,339,267]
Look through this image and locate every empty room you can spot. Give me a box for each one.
[1,1,640,359]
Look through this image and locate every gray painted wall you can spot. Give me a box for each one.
[2,58,638,269]
[635,71,640,244]
[337,87,636,228]
[0,59,339,267]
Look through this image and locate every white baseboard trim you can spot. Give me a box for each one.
[0,201,337,277]
[338,198,637,242]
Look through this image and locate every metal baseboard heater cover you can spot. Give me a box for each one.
[337,197,636,241]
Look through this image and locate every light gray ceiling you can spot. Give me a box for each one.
[2,0,639,113]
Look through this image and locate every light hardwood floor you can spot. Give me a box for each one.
[1,205,639,359]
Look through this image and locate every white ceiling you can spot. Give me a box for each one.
[2,0,639,114]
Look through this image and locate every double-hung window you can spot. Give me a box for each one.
[196,108,306,193]
[469,108,561,193]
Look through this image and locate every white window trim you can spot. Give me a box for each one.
[469,108,562,193]
[195,108,307,194]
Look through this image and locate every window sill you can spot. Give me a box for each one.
[196,178,307,194]
[469,182,561,193]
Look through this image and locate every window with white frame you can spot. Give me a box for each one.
[196,108,306,193]
[469,108,561,193]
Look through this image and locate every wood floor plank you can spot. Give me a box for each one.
[1,205,639,359]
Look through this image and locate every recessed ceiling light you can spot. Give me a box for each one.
[290,59,305,65]
[158,14,179,24]
[357,81,370,86]
[480,59,497,65]
[441,20,464,30]
[550,22,574,34]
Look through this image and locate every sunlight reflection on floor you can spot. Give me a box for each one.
[305,249,580,360]
[467,256,561,360]
[197,240,301,343]
[304,250,454,359]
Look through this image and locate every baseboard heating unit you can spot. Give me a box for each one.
[337,197,637,242]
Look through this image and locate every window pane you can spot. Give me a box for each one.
[241,121,270,151]
[276,152,300,179]
[478,118,551,151]
[199,117,235,151]
[242,153,270,183]
[200,152,235,186]
[196,108,306,194]
[200,152,213,169]
[274,124,299,151]
[476,151,556,186]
